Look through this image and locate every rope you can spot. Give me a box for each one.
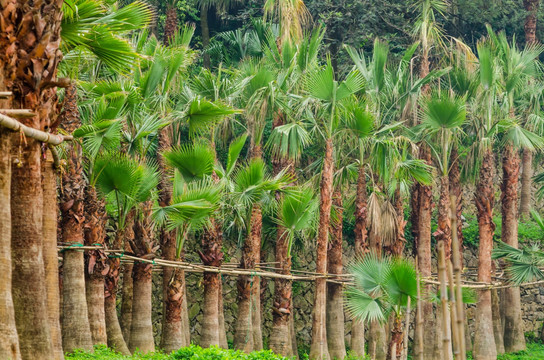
[56,244,542,290]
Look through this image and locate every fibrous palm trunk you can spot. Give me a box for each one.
[520,0,540,219]
[59,84,94,353]
[105,215,133,355]
[120,263,133,344]
[158,127,188,352]
[164,2,178,46]
[200,220,223,347]
[473,150,497,360]
[84,187,108,345]
[6,1,64,358]
[250,145,263,351]
[501,144,526,352]
[492,288,505,354]
[414,144,437,360]
[234,205,262,352]
[350,165,368,357]
[309,138,334,360]
[0,124,21,360]
[201,6,211,68]
[128,202,156,354]
[42,150,64,359]
[326,190,346,360]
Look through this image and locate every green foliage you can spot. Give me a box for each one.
[462,215,544,248]
[66,345,291,360]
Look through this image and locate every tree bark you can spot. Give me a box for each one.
[59,84,94,353]
[0,16,20,359]
[234,205,263,352]
[120,263,134,344]
[368,230,387,360]
[105,215,133,355]
[84,186,108,346]
[42,151,64,359]
[520,0,540,219]
[327,190,346,360]
[492,288,505,354]
[218,279,228,349]
[164,2,178,46]
[0,126,21,360]
[199,219,224,348]
[473,150,497,360]
[128,203,156,354]
[414,144,437,360]
[351,165,368,357]
[251,206,264,351]
[309,138,334,360]
[6,1,64,357]
[501,144,526,352]
[201,6,211,69]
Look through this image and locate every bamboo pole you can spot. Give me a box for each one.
[401,296,411,360]
[416,258,424,360]
[0,109,36,118]
[438,240,452,358]
[0,91,12,99]
[0,113,72,145]
[450,195,466,360]
[448,261,460,359]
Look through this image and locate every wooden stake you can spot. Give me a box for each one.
[438,240,452,358]
[450,195,466,360]
[0,109,36,118]
[0,113,72,145]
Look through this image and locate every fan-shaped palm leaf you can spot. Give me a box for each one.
[163,143,216,183]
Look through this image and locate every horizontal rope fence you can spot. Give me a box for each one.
[57,244,544,290]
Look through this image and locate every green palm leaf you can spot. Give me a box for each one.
[163,143,216,183]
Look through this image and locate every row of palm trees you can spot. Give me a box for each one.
[1,1,544,360]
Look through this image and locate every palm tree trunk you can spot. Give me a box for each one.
[387,316,404,360]
[234,205,262,352]
[309,138,334,360]
[60,84,94,353]
[199,220,224,348]
[164,2,178,46]
[326,190,346,360]
[42,150,64,359]
[520,0,540,219]
[128,203,156,354]
[218,279,228,349]
[368,230,387,360]
[120,263,134,344]
[0,61,20,360]
[84,187,108,346]
[500,144,526,352]
[414,144,437,360]
[473,149,497,360]
[7,2,65,357]
[105,216,133,355]
[492,288,505,354]
[392,189,406,256]
[351,165,368,357]
[201,6,211,69]
[250,205,264,351]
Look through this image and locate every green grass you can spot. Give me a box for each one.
[67,343,544,360]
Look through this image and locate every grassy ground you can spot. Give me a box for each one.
[67,342,544,360]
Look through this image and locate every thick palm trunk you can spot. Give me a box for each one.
[128,203,156,354]
[392,189,406,256]
[269,222,294,356]
[0,126,21,360]
[500,144,526,352]
[492,288,505,354]
[7,1,64,357]
[387,316,404,360]
[473,150,497,360]
[105,216,133,355]
[520,0,539,219]
[84,187,108,345]
[218,280,228,349]
[234,205,263,352]
[60,84,94,354]
[250,206,264,350]
[199,220,224,348]
[201,6,211,68]
[309,138,334,360]
[120,263,134,344]
[326,191,346,360]
[414,144,437,360]
[164,3,178,45]
[43,151,64,359]
[351,165,368,357]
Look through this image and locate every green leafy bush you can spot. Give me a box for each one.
[462,215,544,248]
[67,345,290,360]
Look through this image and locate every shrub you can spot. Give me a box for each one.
[172,345,289,360]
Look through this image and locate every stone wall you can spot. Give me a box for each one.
[145,241,544,350]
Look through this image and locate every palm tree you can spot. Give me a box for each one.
[304,60,364,360]
[269,187,318,356]
[346,254,418,360]
[5,2,64,359]
[491,29,544,353]
[231,159,292,352]
[520,0,541,219]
